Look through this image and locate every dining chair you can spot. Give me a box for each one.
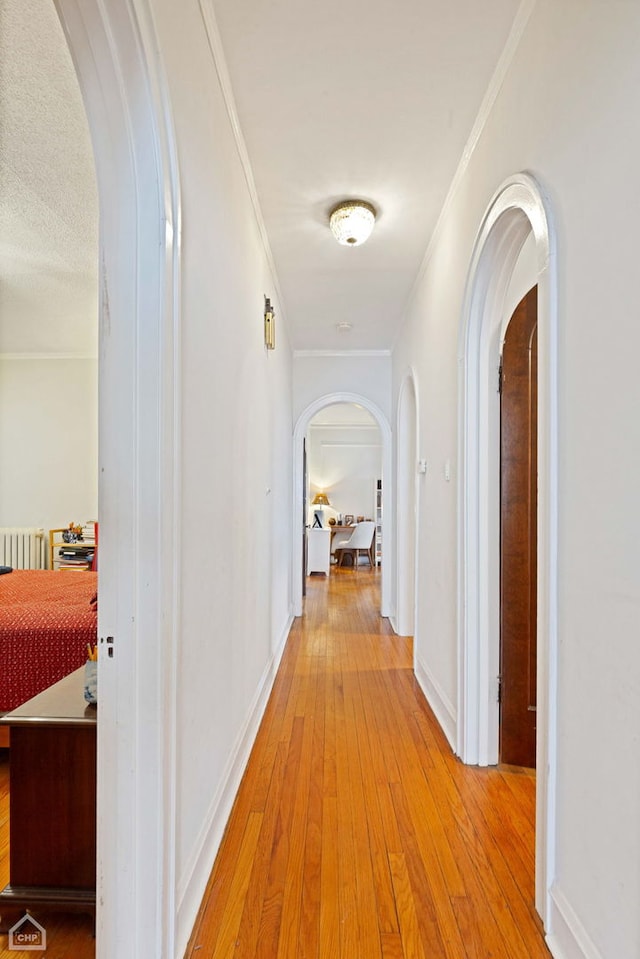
[334,521,376,569]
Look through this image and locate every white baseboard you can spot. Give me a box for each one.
[545,884,604,959]
[414,655,457,752]
[175,608,293,958]
[389,615,415,638]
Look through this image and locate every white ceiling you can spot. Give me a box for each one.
[211,0,522,351]
[0,0,523,356]
[0,0,98,357]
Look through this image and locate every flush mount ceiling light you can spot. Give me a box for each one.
[329,200,376,246]
[336,321,352,333]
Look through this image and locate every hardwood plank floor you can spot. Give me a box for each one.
[186,568,551,959]
[0,567,550,958]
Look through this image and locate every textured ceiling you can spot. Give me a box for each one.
[0,0,98,356]
[0,0,522,356]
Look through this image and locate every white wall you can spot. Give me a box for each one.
[149,3,294,952]
[0,357,97,553]
[502,230,537,338]
[307,422,381,523]
[293,353,392,424]
[393,2,640,957]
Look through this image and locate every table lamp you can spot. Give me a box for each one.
[311,492,331,527]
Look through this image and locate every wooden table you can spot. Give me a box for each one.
[329,524,355,544]
[329,524,357,548]
[0,668,96,928]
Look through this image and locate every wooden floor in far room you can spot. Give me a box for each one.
[185,566,551,959]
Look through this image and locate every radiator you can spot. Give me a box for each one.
[0,527,46,569]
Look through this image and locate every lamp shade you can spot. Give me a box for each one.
[329,200,376,246]
[311,492,331,507]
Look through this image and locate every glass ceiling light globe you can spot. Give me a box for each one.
[329,200,376,246]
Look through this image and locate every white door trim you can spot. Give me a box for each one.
[457,173,558,924]
[395,370,420,638]
[54,2,181,957]
[293,392,392,618]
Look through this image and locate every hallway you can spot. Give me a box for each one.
[186,568,551,958]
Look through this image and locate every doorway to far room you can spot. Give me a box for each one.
[0,0,98,954]
[304,403,382,580]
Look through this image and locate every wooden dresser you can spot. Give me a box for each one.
[0,668,96,928]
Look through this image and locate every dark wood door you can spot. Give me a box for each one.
[500,286,538,768]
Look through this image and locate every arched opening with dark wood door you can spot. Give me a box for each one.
[500,286,538,768]
[458,173,558,923]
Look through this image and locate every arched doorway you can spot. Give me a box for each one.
[395,372,419,638]
[306,402,382,572]
[293,392,392,619]
[53,2,180,956]
[457,173,558,924]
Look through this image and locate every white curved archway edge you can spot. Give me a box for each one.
[54,2,180,958]
[395,369,420,639]
[457,173,557,925]
[293,393,392,619]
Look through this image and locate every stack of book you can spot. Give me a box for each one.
[60,520,96,569]
[57,545,95,570]
[82,521,97,542]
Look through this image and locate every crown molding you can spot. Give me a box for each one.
[293,349,391,358]
[0,352,98,360]
[197,0,288,334]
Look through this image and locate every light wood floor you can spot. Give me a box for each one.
[186,567,551,959]
[0,568,551,958]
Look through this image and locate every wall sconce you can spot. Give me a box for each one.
[264,295,275,350]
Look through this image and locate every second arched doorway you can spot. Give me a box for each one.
[293,392,392,619]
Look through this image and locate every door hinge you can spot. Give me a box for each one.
[498,361,503,394]
[497,675,502,704]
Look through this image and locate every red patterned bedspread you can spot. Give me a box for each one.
[0,569,97,712]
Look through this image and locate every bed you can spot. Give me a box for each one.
[0,569,98,715]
